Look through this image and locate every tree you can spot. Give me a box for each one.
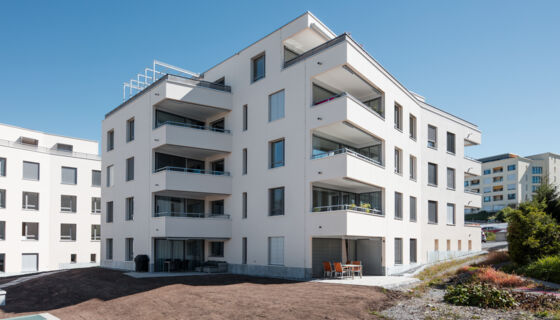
[532,179,560,223]
[506,202,560,265]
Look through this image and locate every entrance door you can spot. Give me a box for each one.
[21,253,38,272]
[357,238,383,275]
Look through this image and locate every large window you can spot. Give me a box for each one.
[242,192,247,219]
[0,189,5,209]
[22,192,39,210]
[532,167,542,174]
[394,192,403,220]
[428,163,438,186]
[125,197,134,220]
[61,167,77,185]
[446,132,456,154]
[92,170,101,186]
[210,241,224,257]
[427,125,437,148]
[106,201,113,223]
[107,130,114,151]
[269,187,285,216]
[211,200,225,215]
[269,90,285,122]
[533,176,542,184]
[91,197,101,213]
[106,238,113,260]
[22,222,39,240]
[242,105,248,131]
[508,193,516,200]
[60,223,77,241]
[394,148,402,174]
[394,238,403,265]
[126,157,134,181]
[91,224,101,241]
[251,53,265,82]
[409,114,417,140]
[125,238,134,261]
[410,239,417,263]
[270,139,285,168]
[428,200,438,224]
[0,158,5,176]
[409,155,417,180]
[394,103,403,130]
[126,118,135,142]
[410,196,417,221]
[447,203,456,225]
[154,110,204,128]
[61,195,77,213]
[242,148,248,175]
[447,168,456,190]
[23,161,39,181]
[268,236,284,265]
[312,186,383,214]
[312,135,383,165]
[106,165,114,187]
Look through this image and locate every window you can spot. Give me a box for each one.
[91,197,101,213]
[0,254,4,272]
[91,225,100,241]
[427,125,437,148]
[394,192,403,219]
[471,179,480,186]
[269,187,285,216]
[106,238,113,260]
[409,155,417,180]
[533,176,542,184]
[23,161,39,180]
[508,193,516,200]
[71,254,77,263]
[269,90,285,122]
[410,239,417,263]
[394,238,403,264]
[106,201,113,223]
[532,185,539,192]
[126,157,134,181]
[394,148,402,174]
[410,196,417,221]
[447,203,456,225]
[211,200,225,215]
[242,237,247,264]
[394,103,403,130]
[90,254,96,263]
[22,192,39,210]
[409,114,417,140]
[458,240,462,251]
[268,236,284,265]
[0,221,5,240]
[60,195,77,213]
[532,167,542,174]
[125,238,134,261]
[493,167,503,173]
[428,163,438,186]
[106,165,114,187]
[107,130,114,151]
[447,168,456,189]
[242,192,247,219]
[483,169,491,175]
[428,200,438,224]
[493,176,503,182]
[507,174,516,181]
[22,222,39,240]
[0,189,5,208]
[242,104,248,131]
[251,53,265,82]
[468,240,472,251]
[507,184,516,191]
[125,197,134,220]
[242,148,248,175]
[507,164,516,171]
[270,139,285,168]
[210,241,224,257]
[60,224,76,241]
[447,239,451,251]
[0,158,5,176]
[483,178,492,185]
[92,170,101,186]
[483,196,491,202]
[493,195,504,201]
[446,132,456,154]
[434,239,439,251]
[126,118,135,142]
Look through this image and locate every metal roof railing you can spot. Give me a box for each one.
[0,139,100,161]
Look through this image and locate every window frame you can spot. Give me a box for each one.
[394,147,402,175]
[22,191,39,210]
[125,197,134,221]
[91,224,101,241]
[242,192,247,219]
[394,192,403,220]
[409,155,417,180]
[394,103,403,131]
[268,236,284,266]
[394,238,403,265]
[60,223,77,241]
[268,187,285,216]
[107,130,114,151]
[251,52,266,83]
[428,162,438,186]
[106,238,113,260]
[409,196,417,222]
[446,131,456,154]
[447,167,456,190]
[409,114,417,140]
[242,148,248,175]
[22,161,40,181]
[106,201,113,223]
[242,104,248,131]
[410,238,417,263]
[268,89,285,122]
[61,166,77,185]
[428,200,438,224]
[126,118,135,142]
[0,157,6,177]
[446,203,456,225]
[60,195,77,213]
[209,241,225,257]
[126,157,134,181]
[269,139,285,169]
[125,238,134,261]
[427,125,437,149]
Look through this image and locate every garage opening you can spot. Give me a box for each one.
[312,238,383,278]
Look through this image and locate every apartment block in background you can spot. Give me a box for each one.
[101,12,482,279]
[466,152,560,213]
[0,123,101,275]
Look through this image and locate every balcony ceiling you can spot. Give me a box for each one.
[154,144,228,160]
[284,28,327,54]
[314,122,381,149]
[314,178,382,194]
[156,99,228,121]
[153,190,223,200]
[314,67,380,102]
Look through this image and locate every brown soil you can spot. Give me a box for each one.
[0,268,401,320]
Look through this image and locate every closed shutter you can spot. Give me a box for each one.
[21,254,38,272]
[61,167,77,184]
[23,161,39,180]
[394,238,403,264]
[410,239,417,263]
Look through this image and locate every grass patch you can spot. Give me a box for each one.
[415,255,482,281]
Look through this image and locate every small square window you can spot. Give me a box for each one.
[210,241,224,257]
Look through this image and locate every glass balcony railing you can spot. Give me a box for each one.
[311,148,383,167]
[154,166,231,176]
[154,212,230,219]
[157,121,231,134]
[311,204,383,216]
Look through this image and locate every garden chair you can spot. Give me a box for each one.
[322,261,333,278]
[333,262,350,279]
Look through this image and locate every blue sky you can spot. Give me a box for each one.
[0,1,558,158]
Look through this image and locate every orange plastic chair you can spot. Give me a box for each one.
[322,262,333,278]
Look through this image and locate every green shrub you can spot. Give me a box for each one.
[444,283,518,309]
[522,255,560,284]
[485,232,496,242]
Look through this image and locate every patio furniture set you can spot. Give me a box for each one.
[322,261,363,279]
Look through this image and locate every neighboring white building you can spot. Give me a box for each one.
[466,152,560,213]
[0,123,101,275]
[101,12,482,279]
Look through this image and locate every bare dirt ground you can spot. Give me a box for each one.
[0,268,402,320]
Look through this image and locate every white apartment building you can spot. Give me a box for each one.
[101,12,482,279]
[466,152,560,213]
[0,123,101,275]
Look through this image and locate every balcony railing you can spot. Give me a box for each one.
[464,155,481,163]
[284,33,348,68]
[0,139,100,161]
[312,92,385,120]
[156,121,231,134]
[154,166,231,176]
[464,190,481,195]
[154,212,231,219]
[312,204,383,216]
[312,148,383,167]
[168,74,231,93]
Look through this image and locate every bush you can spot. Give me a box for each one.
[475,267,525,288]
[444,283,518,309]
[485,232,497,242]
[506,203,560,265]
[522,255,560,284]
[477,251,510,266]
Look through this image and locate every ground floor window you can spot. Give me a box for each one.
[125,238,134,261]
[0,253,4,272]
[268,237,284,266]
[410,239,417,263]
[90,254,96,263]
[242,238,247,264]
[394,238,403,265]
[210,242,224,257]
[71,254,77,263]
[154,239,204,272]
[458,240,462,251]
[434,239,439,251]
[106,238,113,260]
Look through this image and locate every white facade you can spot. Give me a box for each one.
[466,152,560,213]
[0,123,101,275]
[101,12,482,279]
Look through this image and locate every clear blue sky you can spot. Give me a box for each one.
[1,1,558,158]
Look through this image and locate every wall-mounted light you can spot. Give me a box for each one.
[317,61,322,65]
[317,117,322,120]
[318,171,322,174]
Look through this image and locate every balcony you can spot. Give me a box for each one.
[464,156,482,176]
[152,213,231,239]
[306,209,387,238]
[152,121,232,157]
[152,167,232,195]
[464,190,482,209]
